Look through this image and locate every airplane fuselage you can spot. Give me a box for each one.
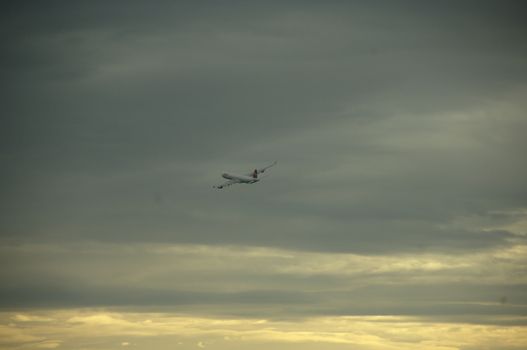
[222,173,259,183]
[214,162,275,189]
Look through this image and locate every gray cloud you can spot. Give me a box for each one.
[0,242,526,327]
[1,2,526,341]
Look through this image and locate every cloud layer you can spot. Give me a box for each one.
[1,1,526,349]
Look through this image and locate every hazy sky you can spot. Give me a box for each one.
[1,1,527,349]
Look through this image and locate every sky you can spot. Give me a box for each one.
[1,1,527,349]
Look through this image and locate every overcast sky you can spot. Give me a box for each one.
[1,1,527,349]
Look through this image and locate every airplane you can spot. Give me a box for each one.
[214,161,277,189]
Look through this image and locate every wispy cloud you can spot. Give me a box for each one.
[1,242,526,320]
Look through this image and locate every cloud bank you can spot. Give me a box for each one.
[1,1,526,349]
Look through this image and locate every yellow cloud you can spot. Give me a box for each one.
[12,314,54,322]
[1,310,526,350]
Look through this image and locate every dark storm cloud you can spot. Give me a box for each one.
[3,0,526,161]
[2,0,527,253]
[1,1,527,326]
[0,285,313,309]
[2,269,526,325]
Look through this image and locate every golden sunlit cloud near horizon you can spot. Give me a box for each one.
[2,310,527,350]
[1,240,527,349]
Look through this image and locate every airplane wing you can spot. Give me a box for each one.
[257,161,277,174]
[246,161,277,176]
[213,179,238,189]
